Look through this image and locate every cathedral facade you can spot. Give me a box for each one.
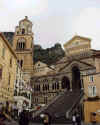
[31,35,100,123]
[31,35,96,104]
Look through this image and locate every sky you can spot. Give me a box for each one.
[0,0,100,49]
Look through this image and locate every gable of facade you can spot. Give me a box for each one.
[58,60,95,73]
[64,35,91,56]
[33,61,54,76]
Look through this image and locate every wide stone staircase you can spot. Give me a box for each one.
[33,90,84,124]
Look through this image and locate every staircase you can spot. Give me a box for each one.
[33,90,84,123]
[33,92,64,118]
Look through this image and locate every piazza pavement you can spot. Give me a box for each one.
[3,120,100,125]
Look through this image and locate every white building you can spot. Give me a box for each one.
[14,63,32,111]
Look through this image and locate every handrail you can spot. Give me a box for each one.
[33,92,64,118]
[68,90,84,117]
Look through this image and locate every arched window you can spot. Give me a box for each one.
[45,85,47,91]
[47,84,49,90]
[16,38,26,50]
[34,85,36,92]
[42,84,45,91]
[39,85,40,91]
[61,76,70,90]
[52,84,54,90]
[20,60,23,68]
[8,73,11,85]
[55,83,57,90]
[23,43,25,49]
[0,66,2,80]
[22,28,25,34]
[57,83,59,89]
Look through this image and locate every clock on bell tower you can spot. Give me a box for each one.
[13,16,34,81]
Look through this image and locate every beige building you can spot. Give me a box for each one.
[0,33,17,102]
[83,71,100,122]
[33,61,55,76]
[13,16,34,82]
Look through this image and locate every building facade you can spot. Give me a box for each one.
[31,35,100,123]
[0,33,17,102]
[83,71,100,122]
[14,62,32,110]
[33,61,55,76]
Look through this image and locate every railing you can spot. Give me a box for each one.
[46,92,64,107]
[68,90,84,118]
[33,91,65,118]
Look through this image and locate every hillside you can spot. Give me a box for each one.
[34,43,65,65]
[2,32,65,65]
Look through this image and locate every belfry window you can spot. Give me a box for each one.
[17,60,23,68]
[16,38,26,50]
[22,29,25,34]
[17,42,25,50]
[20,60,23,68]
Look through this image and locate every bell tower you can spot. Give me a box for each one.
[13,16,34,81]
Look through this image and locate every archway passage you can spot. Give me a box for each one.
[61,76,70,90]
[72,66,81,90]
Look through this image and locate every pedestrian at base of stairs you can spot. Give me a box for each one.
[40,112,51,125]
[76,113,81,125]
[19,109,29,125]
[72,113,76,125]
[43,114,49,125]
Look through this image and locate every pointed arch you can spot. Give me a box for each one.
[61,76,70,90]
[72,66,81,90]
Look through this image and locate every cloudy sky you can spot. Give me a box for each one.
[0,0,100,49]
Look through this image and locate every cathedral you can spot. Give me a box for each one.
[31,35,100,123]
[3,16,100,123]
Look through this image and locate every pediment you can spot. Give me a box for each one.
[59,60,95,73]
[34,61,47,68]
[64,35,91,49]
